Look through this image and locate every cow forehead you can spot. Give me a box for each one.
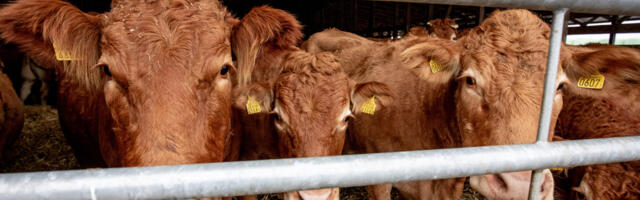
[100,1,232,75]
[276,74,350,118]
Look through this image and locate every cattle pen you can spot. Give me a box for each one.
[1,0,640,199]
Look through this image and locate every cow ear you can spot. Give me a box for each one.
[232,5,303,85]
[400,38,462,84]
[350,81,394,115]
[0,0,102,90]
[233,81,274,114]
[563,45,640,113]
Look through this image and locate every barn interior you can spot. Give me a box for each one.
[0,0,638,199]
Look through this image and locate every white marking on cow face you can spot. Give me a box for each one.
[336,105,352,132]
[273,102,290,131]
[573,174,594,200]
[459,68,484,98]
[555,71,568,100]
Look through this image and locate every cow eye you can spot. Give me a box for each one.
[220,65,230,76]
[103,65,112,77]
[344,116,351,123]
[557,83,565,91]
[273,113,281,121]
[465,77,475,86]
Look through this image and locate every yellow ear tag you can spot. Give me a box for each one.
[53,43,73,61]
[576,74,605,89]
[429,59,443,73]
[360,96,377,115]
[245,96,262,115]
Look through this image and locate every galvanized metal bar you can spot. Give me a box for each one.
[373,0,640,16]
[1,136,639,200]
[528,8,568,200]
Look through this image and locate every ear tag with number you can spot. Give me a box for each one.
[576,74,605,89]
[246,96,262,115]
[360,96,377,115]
[53,43,73,61]
[429,59,443,73]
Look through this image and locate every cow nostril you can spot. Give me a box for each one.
[494,174,508,191]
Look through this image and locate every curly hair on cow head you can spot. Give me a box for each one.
[232,5,303,85]
[281,51,342,76]
[462,9,551,60]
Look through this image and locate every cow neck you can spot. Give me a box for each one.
[419,78,462,149]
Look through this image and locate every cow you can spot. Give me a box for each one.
[0,59,24,159]
[20,56,53,105]
[305,9,640,200]
[554,94,640,200]
[230,6,393,200]
[303,28,376,54]
[425,18,458,40]
[366,18,458,42]
[0,0,238,176]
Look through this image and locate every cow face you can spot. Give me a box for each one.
[0,0,236,167]
[234,52,393,158]
[234,51,393,200]
[402,9,640,200]
[427,18,459,41]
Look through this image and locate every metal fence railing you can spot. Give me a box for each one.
[1,0,639,199]
[1,137,639,200]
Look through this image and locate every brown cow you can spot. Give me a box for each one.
[0,0,237,175]
[365,18,458,42]
[303,28,376,54]
[231,7,393,200]
[306,9,640,200]
[405,9,640,200]
[425,18,458,40]
[554,94,640,200]
[0,61,24,159]
[317,32,468,200]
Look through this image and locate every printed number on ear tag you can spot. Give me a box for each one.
[246,96,262,115]
[429,59,443,73]
[577,74,605,89]
[53,43,73,61]
[361,96,377,115]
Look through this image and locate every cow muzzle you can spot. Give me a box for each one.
[284,188,339,200]
[470,170,554,200]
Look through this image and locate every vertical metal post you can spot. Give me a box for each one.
[562,11,570,42]
[479,6,485,24]
[353,0,359,32]
[609,15,619,44]
[528,8,568,200]
[394,3,399,38]
[445,5,452,18]
[406,3,411,33]
[427,4,434,20]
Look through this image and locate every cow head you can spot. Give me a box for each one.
[569,162,640,200]
[427,18,459,40]
[402,9,640,200]
[0,0,237,167]
[233,51,393,200]
[232,6,393,200]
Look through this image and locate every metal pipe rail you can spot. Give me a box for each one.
[374,0,640,16]
[529,8,568,200]
[1,136,639,200]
